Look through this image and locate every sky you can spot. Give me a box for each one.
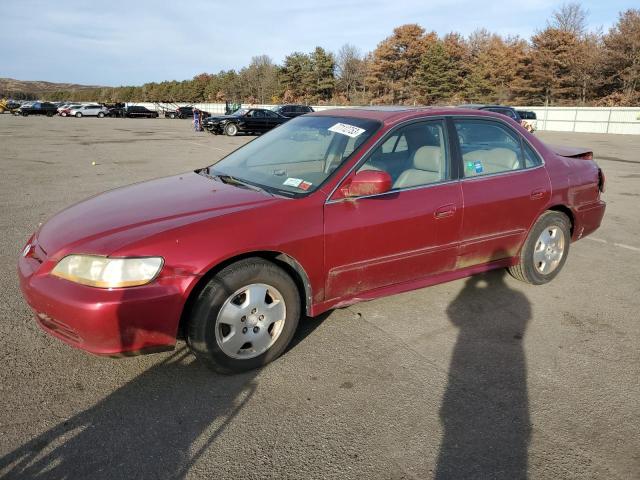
[0,0,635,86]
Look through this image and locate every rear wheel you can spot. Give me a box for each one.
[508,211,571,285]
[169,113,176,119]
[224,123,238,136]
[97,112,105,118]
[187,258,301,374]
[46,111,54,117]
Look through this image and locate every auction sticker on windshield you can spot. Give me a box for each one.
[283,177,303,187]
[328,123,366,138]
[283,178,313,190]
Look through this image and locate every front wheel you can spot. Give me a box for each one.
[508,211,571,285]
[187,258,301,374]
[224,123,238,136]
[75,112,82,118]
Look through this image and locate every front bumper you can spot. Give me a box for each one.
[18,254,196,356]
[203,123,223,134]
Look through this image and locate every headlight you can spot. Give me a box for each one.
[51,255,163,288]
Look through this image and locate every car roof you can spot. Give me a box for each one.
[309,106,515,126]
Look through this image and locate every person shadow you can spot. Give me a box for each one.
[0,312,325,479]
[435,267,532,479]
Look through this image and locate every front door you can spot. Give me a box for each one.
[323,120,463,300]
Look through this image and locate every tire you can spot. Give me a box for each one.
[169,113,176,119]
[46,111,54,117]
[187,258,301,374]
[60,112,67,117]
[224,123,238,136]
[98,112,105,118]
[75,112,82,118]
[22,112,28,117]
[508,211,571,285]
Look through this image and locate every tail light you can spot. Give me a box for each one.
[598,168,606,193]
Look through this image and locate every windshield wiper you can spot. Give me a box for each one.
[199,168,292,197]
[215,173,275,197]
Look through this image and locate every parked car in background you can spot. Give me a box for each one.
[125,106,159,118]
[18,102,58,117]
[270,104,314,118]
[517,110,538,132]
[203,108,289,136]
[164,106,209,119]
[18,107,606,373]
[59,104,83,117]
[69,104,108,118]
[459,104,522,123]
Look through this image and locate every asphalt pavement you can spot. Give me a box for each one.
[0,115,638,479]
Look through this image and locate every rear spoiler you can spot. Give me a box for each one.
[547,143,605,192]
[547,143,593,160]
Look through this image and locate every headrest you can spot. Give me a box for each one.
[413,146,441,172]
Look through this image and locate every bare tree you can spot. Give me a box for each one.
[551,2,589,37]
[336,44,364,102]
[242,55,279,104]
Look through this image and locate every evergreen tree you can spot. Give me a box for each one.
[414,41,457,104]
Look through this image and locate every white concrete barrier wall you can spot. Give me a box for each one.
[128,103,640,135]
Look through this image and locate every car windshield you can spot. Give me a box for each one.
[207,115,380,195]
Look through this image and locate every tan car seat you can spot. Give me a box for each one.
[463,148,520,176]
[393,146,443,189]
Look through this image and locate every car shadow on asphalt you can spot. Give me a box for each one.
[435,268,532,479]
[0,316,324,479]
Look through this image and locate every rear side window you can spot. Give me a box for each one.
[523,142,542,167]
[454,119,524,177]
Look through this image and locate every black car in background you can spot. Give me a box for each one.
[270,104,314,118]
[18,102,58,117]
[459,104,522,122]
[125,106,159,118]
[517,110,537,120]
[203,108,289,136]
[164,106,209,119]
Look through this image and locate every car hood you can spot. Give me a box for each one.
[36,172,278,257]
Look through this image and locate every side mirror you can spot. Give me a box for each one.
[339,170,392,198]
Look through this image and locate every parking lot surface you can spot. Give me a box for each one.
[1,116,638,479]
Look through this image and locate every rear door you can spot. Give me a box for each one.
[453,117,550,268]
[323,119,463,300]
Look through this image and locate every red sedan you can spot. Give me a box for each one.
[18,107,606,373]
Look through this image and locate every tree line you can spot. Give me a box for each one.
[35,5,640,106]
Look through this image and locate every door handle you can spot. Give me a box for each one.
[435,204,456,219]
[530,189,545,200]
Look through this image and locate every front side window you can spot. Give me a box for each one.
[208,115,380,195]
[455,119,524,177]
[358,121,449,190]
